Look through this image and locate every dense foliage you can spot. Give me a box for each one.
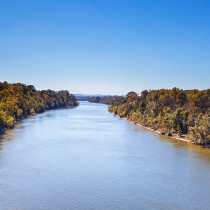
[0,82,78,133]
[108,89,210,146]
[88,96,125,105]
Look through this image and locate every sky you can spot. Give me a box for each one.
[0,0,209,95]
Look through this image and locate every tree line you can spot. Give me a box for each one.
[0,82,79,134]
[88,96,125,105]
[90,88,210,146]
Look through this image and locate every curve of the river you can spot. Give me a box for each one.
[0,101,210,209]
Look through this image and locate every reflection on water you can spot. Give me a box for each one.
[168,138,210,160]
[134,124,210,162]
[0,101,210,210]
[0,131,15,142]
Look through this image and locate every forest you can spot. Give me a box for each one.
[0,82,78,134]
[91,89,210,146]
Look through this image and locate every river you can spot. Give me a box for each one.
[0,101,210,209]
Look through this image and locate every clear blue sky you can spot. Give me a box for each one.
[0,0,209,95]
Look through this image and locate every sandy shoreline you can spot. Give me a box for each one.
[118,115,193,144]
[135,122,192,143]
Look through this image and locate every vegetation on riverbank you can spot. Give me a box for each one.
[91,89,210,146]
[88,96,125,105]
[0,82,79,134]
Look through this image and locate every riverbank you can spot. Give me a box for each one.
[0,82,79,137]
[116,115,210,148]
[0,105,78,136]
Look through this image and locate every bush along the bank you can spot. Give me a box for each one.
[0,82,79,134]
[108,89,210,146]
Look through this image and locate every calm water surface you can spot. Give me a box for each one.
[0,102,210,209]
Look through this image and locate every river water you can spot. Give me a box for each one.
[0,101,210,209]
